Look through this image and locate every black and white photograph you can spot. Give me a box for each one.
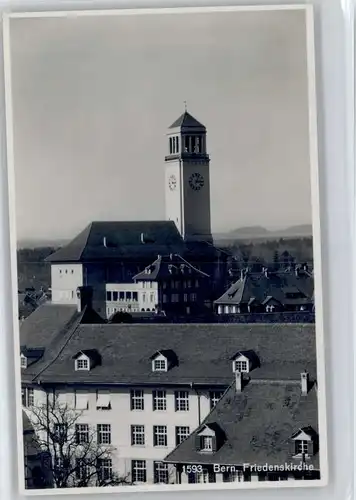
[3,5,327,493]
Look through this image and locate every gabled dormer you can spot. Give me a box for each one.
[20,353,27,369]
[20,346,45,369]
[230,350,260,374]
[73,349,101,371]
[150,349,178,372]
[195,423,226,453]
[290,427,318,458]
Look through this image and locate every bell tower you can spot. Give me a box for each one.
[164,108,212,243]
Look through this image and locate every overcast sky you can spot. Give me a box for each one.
[8,8,312,242]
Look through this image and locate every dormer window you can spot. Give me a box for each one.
[73,350,101,372]
[150,350,178,372]
[291,428,316,458]
[76,357,89,370]
[20,354,27,369]
[295,440,308,455]
[195,423,225,454]
[230,350,259,374]
[201,436,213,451]
[234,360,248,372]
[153,358,167,372]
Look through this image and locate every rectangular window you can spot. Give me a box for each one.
[201,436,213,451]
[171,293,179,303]
[210,391,224,409]
[153,425,167,447]
[76,423,89,444]
[113,291,118,301]
[130,390,144,410]
[296,440,309,455]
[132,460,146,483]
[142,293,146,303]
[106,291,112,301]
[76,358,89,370]
[126,291,132,300]
[131,425,145,446]
[163,294,168,303]
[54,423,68,441]
[162,281,167,289]
[183,293,188,302]
[190,293,197,302]
[223,470,243,483]
[75,459,90,481]
[234,360,248,372]
[97,424,111,444]
[195,279,199,288]
[187,280,192,288]
[153,390,167,411]
[119,291,125,300]
[96,392,111,410]
[154,462,169,484]
[175,281,180,289]
[175,391,189,411]
[22,387,34,407]
[154,359,167,371]
[21,356,27,368]
[75,392,89,410]
[150,292,155,303]
[175,426,190,445]
[97,459,112,482]
[132,292,138,301]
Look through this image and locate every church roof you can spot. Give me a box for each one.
[45,221,185,262]
[169,111,206,130]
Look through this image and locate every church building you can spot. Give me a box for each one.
[45,111,229,318]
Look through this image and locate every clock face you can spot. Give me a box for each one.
[168,175,177,191]
[189,172,204,191]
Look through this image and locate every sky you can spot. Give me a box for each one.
[8,8,313,242]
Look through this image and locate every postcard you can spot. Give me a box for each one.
[3,5,327,493]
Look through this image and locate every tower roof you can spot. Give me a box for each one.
[169,111,205,130]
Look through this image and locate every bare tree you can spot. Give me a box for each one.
[27,399,131,488]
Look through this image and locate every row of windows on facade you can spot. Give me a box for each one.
[169,135,205,155]
[217,304,308,314]
[73,423,192,448]
[106,289,198,303]
[72,458,171,484]
[72,459,249,485]
[76,461,309,485]
[21,388,224,411]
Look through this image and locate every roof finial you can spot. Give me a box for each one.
[184,100,187,112]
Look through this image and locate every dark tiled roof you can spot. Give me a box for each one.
[24,323,316,385]
[133,254,209,281]
[215,271,314,306]
[20,303,78,350]
[45,221,185,263]
[164,380,319,469]
[169,111,205,130]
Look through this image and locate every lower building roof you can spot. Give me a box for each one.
[164,380,319,469]
[23,320,317,386]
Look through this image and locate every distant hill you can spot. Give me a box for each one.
[214,224,312,242]
[17,238,69,250]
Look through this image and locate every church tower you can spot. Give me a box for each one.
[165,109,212,243]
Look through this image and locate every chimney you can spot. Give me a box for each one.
[235,371,243,393]
[103,236,107,248]
[301,371,309,395]
[76,286,93,313]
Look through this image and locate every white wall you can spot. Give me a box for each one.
[51,264,83,304]
[105,282,158,318]
[34,386,216,484]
